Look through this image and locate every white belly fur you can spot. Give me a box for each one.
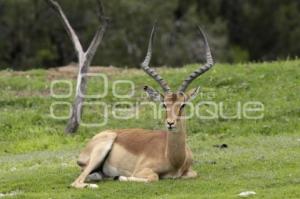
[102,161,121,177]
[102,143,138,177]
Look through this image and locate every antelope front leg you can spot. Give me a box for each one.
[71,155,101,189]
[119,168,159,182]
[71,133,116,188]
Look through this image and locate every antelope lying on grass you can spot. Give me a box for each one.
[71,26,214,188]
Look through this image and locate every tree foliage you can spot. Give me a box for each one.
[0,0,300,70]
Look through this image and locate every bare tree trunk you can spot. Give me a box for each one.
[46,0,108,133]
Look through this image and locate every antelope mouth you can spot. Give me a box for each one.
[167,126,176,131]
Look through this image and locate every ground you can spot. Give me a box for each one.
[0,60,299,198]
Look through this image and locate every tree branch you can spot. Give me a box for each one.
[46,0,83,56]
[95,0,110,23]
[85,0,109,60]
[46,0,108,134]
[85,21,107,60]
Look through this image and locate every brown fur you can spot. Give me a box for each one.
[71,90,199,188]
[70,26,210,188]
[114,128,167,157]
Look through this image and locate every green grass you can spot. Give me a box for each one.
[0,60,300,198]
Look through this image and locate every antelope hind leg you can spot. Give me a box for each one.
[119,168,159,183]
[86,171,104,182]
[181,168,197,179]
[71,132,117,188]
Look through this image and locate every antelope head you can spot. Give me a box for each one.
[141,25,214,130]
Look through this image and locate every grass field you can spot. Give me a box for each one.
[0,60,300,198]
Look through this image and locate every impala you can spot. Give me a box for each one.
[71,25,214,188]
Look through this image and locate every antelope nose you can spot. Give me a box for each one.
[167,120,175,126]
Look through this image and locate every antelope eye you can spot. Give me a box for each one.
[162,103,167,108]
[180,104,186,109]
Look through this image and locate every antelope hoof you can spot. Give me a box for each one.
[87,184,99,189]
[71,182,98,189]
[71,182,88,189]
[119,176,128,181]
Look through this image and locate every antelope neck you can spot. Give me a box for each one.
[165,112,187,168]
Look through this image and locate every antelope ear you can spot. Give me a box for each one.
[186,87,200,101]
[144,86,163,102]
